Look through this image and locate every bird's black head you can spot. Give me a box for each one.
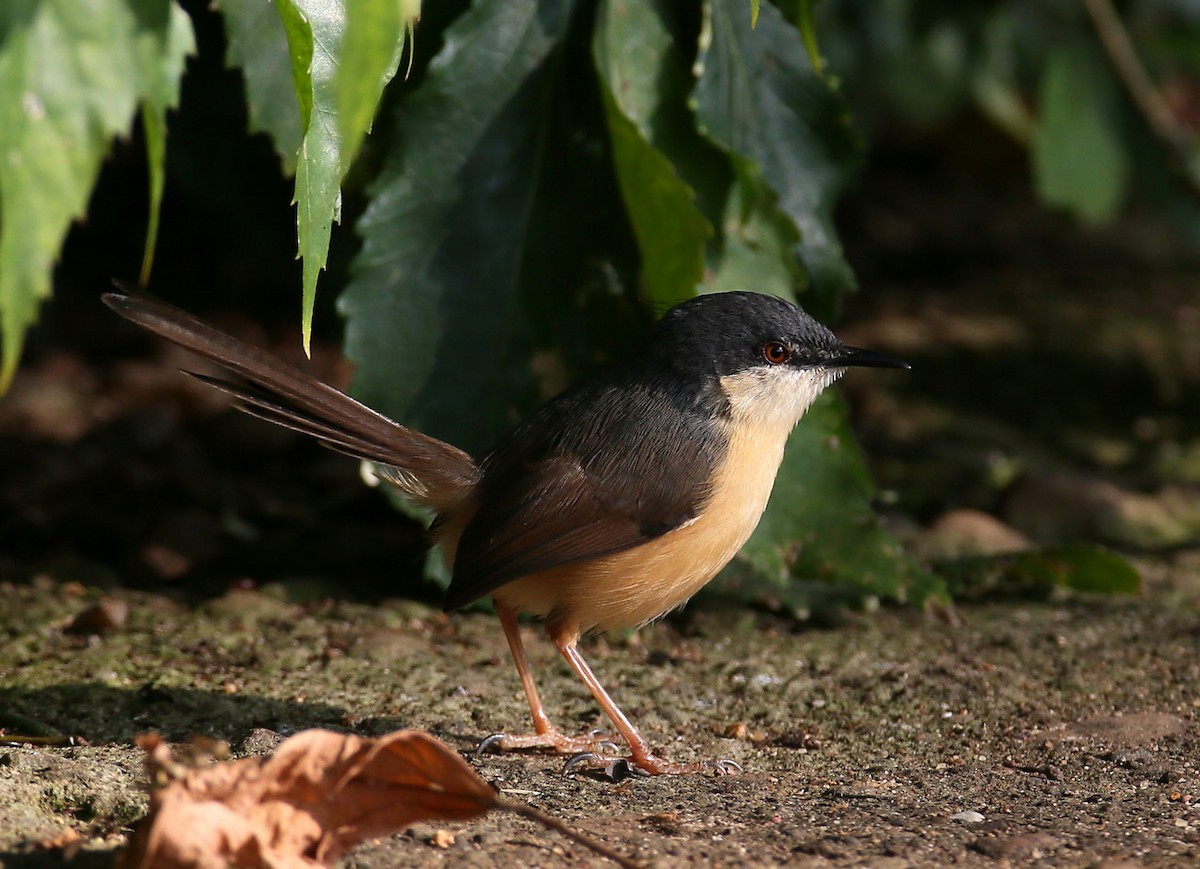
[649,291,907,378]
[645,292,908,427]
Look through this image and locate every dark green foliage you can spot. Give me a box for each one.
[819,0,1200,226]
[942,544,1142,600]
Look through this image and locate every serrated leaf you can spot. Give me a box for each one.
[737,391,944,604]
[703,157,806,300]
[0,0,195,391]
[694,0,860,316]
[1032,41,1130,222]
[593,0,710,307]
[216,0,303,173]
[594,0,808,310]
[139,2,193,286]
[139,106,168,286]
[275,0,315,130]
[275,0,415,353]
[340,0,585,456]
[599,95,710,306]
[338,0,413,166]
[277,0,343,355]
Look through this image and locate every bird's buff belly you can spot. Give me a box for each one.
[495,423,787,636]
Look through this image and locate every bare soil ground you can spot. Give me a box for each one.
[2,574,1200,867]
[2,153,1199,866]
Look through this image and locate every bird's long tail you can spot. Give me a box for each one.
[102,290,479,512]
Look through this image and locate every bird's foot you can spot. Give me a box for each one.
[476,728,621,758]
[562,750,743,781]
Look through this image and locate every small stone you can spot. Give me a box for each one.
[920,509,1031,559]
[724,722,751,740]
[239,729,283,756]
[64,598,128,636]
[973,831,1061,860]
[951,810,985,824]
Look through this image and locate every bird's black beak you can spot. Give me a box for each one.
[830,346,910,370]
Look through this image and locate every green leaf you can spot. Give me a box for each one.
[1032,41,1130,222]
[694,0,860,316]
[277,0,342,355]
[140,106,167,287]
[138,2,192,286]
[792,0,825,77]
[737,391,944,604]
[215,0,303,173]
[599,95,711,307]
[797,0,823,75]
[138,9,192,285]
[677,0,917,602]
[594,0,817,312]
[942,544,1141,599]
[338,0,413,167]
[340,0,590,456]
[591,0,810,310]
[274,0,415,354]
[0,0,195,391]
[275,0,315,131]
[703,157,806,301]
[593,0,710,308]
[1012,544,1141,595]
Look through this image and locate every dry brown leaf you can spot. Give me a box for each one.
[119,728,642,869]
[118,729,496,869]
[30,827,83,852]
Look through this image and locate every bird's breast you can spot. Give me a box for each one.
[494,415,789,637]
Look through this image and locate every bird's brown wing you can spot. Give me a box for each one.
[442,394,723,611]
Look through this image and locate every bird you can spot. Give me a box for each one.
[103,288,908,777]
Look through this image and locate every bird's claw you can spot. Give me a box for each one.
[561,751,598,776]
[479,732,741,778]
[475,733,508,757]
[562,751,744,779]
[561,751,650,781]
[709,758,743,775]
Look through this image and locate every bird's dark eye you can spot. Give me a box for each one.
[762,341,791,365]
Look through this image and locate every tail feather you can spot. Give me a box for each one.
[186,372,424,468]
[103,290,479,511]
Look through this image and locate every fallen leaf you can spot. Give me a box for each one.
[119,729,495,869]
[118,729,643,869]
[30,828,83,852]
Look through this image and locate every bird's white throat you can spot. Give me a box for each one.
[719,364,845,432]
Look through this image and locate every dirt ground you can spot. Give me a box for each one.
[2,574,1200,867]
[2,152,1200,867]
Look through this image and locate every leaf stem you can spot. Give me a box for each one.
[496,798,645,869]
